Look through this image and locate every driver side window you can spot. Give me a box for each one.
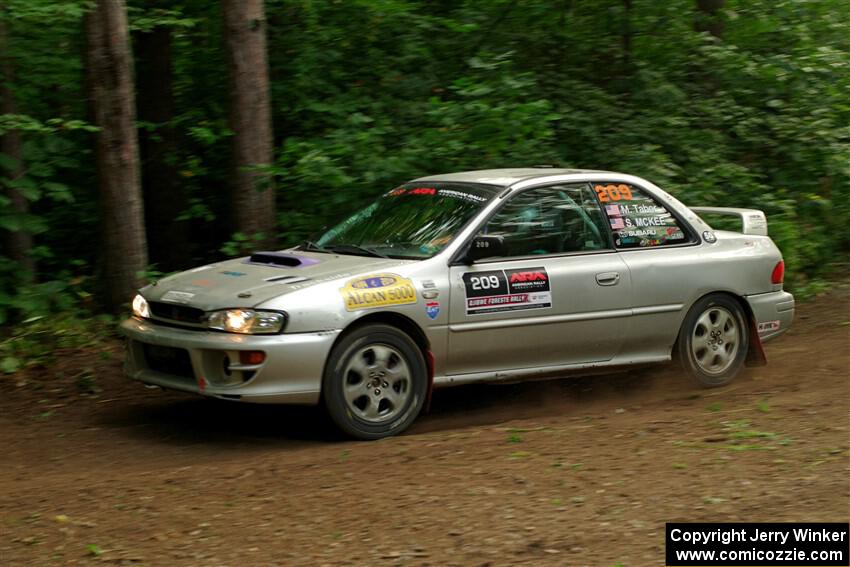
[480,184,611,258]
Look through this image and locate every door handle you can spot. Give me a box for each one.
[596,272,620,286]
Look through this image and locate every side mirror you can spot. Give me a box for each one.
[463,235,504,264]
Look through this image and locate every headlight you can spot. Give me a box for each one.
[207,309,286,334]
[132,294,150,318]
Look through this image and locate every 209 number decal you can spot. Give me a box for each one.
[594,184,633,202]
[462,270,508,298]
[469,274,501,291]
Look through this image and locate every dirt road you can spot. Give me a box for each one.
[1,284,848,566]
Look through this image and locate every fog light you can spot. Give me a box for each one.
[239,351,266,365]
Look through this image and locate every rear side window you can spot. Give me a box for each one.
[595,183,689,248]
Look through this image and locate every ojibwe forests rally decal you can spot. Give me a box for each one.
[462,267,552,315]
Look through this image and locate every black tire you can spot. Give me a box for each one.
[322,324,427,440]
[677,293,749,387]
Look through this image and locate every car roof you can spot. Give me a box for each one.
[411,168,613,188]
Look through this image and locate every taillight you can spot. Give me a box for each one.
[771,260,785,285]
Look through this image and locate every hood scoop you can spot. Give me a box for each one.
[243,251,321,268]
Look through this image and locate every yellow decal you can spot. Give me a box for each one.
[341,273,417,311]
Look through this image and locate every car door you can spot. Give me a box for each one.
[593,180,701,360]
[445,183,633,377]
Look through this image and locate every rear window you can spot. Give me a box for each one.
[595,183,690,248]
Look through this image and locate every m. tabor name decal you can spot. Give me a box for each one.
[462,267,551,315]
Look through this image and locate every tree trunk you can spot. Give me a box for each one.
[85,0,148,312]
[222,0,276,246]
[135,24,189,271]
[0,13,35,277]
[696,0,725,38]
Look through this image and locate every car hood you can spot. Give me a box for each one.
[141,250,409,311]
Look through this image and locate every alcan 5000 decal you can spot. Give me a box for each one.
[462,267,551,315]
[341,274,417,311]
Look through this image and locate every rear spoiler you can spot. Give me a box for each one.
[690,206,768,236]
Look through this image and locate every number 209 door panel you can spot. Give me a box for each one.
[445,253,632,376]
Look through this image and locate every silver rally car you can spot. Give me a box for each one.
[121,168,794,439]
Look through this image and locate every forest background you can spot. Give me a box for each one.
[0,0,847,373]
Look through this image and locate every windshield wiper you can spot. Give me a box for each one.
[327,244,389,258]
[298,240,332,253]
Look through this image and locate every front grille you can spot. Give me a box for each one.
[143,344,195,380]
[149,301,205,324]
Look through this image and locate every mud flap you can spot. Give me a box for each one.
[424,351,435,413]
[745,312,768,367]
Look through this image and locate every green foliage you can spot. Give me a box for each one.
[0,252,113,375]
[0,309,115,376]
[261,0,850,288]
[220,231,267,257]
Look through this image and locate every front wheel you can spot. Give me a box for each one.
[323,324,427,440]
[677,294,749,387]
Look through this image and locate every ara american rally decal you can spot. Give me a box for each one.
[341,273,417,311]
[462,267,551,315]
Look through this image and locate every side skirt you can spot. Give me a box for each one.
[434,353,671,387]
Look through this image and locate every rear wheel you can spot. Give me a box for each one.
[323,324,426,440]
[677,294,749,387]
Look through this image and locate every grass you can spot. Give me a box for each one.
[670,420,794,453]
[718,420,793,451]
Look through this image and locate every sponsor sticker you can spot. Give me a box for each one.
[421,279,440,299]
[341,273,417,311]
[160,290,195,304]
[757,320,781,333]
[425,301,440,320]
[220,270,247,277]
[462,267,552,315]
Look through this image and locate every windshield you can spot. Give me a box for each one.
[309,182,496,259]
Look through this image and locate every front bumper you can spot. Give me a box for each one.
[745,290,795,342]
[120,317,339,404]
